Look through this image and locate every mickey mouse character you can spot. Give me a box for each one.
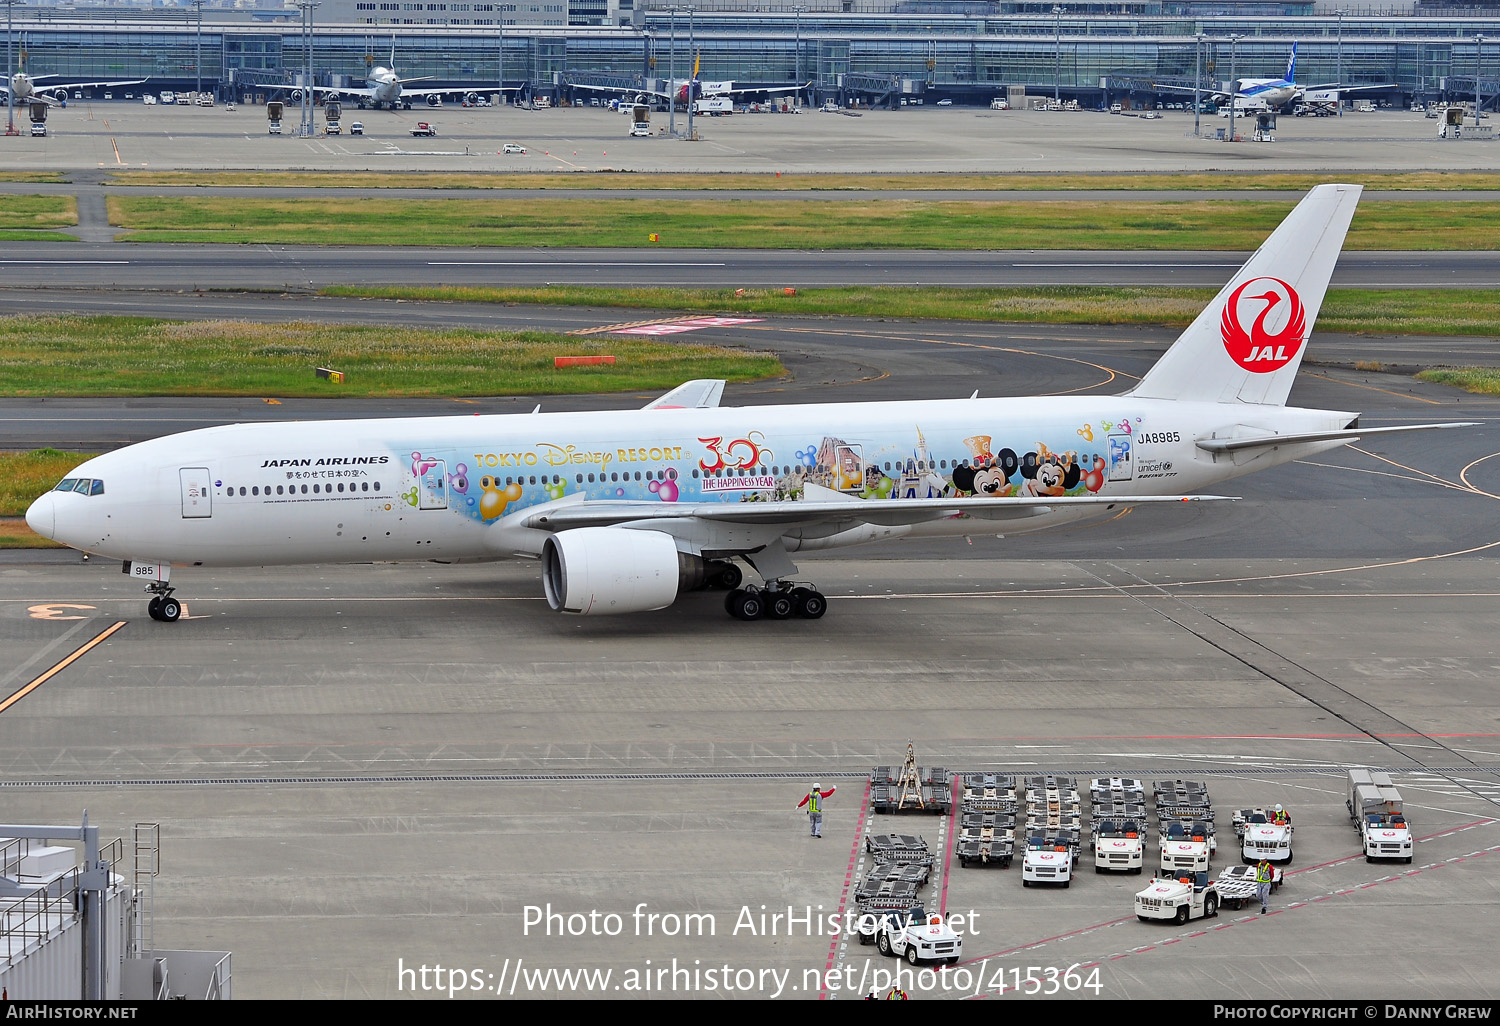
[1019,443,1082,497]
[951,448,1019,496]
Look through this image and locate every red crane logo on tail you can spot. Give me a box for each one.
[1220,276,1307,373]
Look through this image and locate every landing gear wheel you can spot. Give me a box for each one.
[726,589,764,621]
[157,597,182,623]
[792,588,827,619]
[147,597,163,621]
[766,592,795,620]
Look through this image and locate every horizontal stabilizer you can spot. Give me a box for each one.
[524,493,1230,531]
[1196,421,1478,454]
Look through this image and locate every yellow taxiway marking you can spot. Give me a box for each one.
[0,620,126,715]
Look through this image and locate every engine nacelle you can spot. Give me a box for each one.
[465,92,480,106]
[289,88,305,103]
[542,528,700,615]
[427,93,443,107]
[50,89,71,104]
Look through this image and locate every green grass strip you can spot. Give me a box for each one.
[0,315,783,398]
[107,170,1500,192]
[108,197,1500,250]
[0,195,75,230]
[0,449,97,517]
[321,285,1500,338]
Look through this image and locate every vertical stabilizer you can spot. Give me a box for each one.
[1129,183,1361,406]
[1286,43,1297,84]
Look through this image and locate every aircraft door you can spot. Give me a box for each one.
[180,467,213,518]
[834,444,864,492]
[1107,433,1133,482]
[419,459,449,510]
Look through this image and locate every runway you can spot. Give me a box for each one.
[2,243,1499,289]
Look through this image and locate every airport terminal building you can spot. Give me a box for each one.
[4,2,1499,109]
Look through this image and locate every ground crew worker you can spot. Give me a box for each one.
[1272,804,1290,826]
[798,782,837,838]
[886,986,908,1000]
[1255,858,1275,914]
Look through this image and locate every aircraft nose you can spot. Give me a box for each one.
[25,492,55,539]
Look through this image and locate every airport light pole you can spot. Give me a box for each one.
[667,5,677,138]
[193,0,203,100]
[1336,9,1345,116]
[1227,33,1241,142]
[1194,32,1204,138]
[296,1,318,138]
[1478,35,1486,127]
[685,4,695,141]
[1052,5,1063,107]
[5,0,19,137]
[794,4,805,108]
[497,20,503,105]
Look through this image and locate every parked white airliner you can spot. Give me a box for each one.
[26,185,1471,623]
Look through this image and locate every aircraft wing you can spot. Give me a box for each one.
[1297,82,1397,100]
[642,379,725,410]
[524,493,1228,532]
[7,76,149,105]
[1152,81,1231,102]
[709,83,809,97]
[1195,422,1477,455]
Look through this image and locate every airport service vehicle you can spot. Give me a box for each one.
[176,95,190,106]
[820,101,840,112]
[1137,872,1219,923]
[1234,808,1293,863]
[196,94,214,107]
[29,121,46,137]
[142,94,157,105]
[630,103,651,136]
[936,99,953,106]
[1093,818,1146,874]
[1215,864,1281,909]
[160,91,176,105]
[324,99,342,134]
[1348,770,1413,863]
[1021,836,1074,887]
[990,98,1009,110]
[410,122,436,136]
[349,122,364,135]
[1159,821,1212,874]
[26,186,1475,624]
[502,142,526,153]
[267,101,283,135]
[875,910,962,965]
[1110,103,1123,113]
[854,903,924,945]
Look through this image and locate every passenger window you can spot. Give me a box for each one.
[90,480,105,496]
[252,486,259,496]
[277,486,284,495]
[55,479,77,492]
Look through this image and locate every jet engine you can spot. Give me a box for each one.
[289,88,305,103]
[427,93,443,107]
[542,527,703,615]
[465,92,480,106]
[50,88,71,104]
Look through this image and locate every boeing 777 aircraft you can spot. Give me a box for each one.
[3,71,148,107]
[1156,45,1394,112]
[27,185,1471,623]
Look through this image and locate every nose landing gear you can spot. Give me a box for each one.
[145,582,182,622]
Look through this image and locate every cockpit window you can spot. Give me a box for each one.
[89,480,105,496]
[54,478,78,492]
[72,479,93,493]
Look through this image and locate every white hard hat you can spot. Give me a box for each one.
[1274,804,1283,812]
[812,783,820,790]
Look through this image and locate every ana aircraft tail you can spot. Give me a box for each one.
[1129,182,1361,407]
[1286,42,1297,84]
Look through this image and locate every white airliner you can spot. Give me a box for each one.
[3,72,148,107]
[1159,44,1394,113]
[582,55,804,111]
[286,42,492,110]
[27,185,1472,623]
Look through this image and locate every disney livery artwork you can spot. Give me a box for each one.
[26,185,1474,622]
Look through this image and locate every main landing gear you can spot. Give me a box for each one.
[144,581,182,622]
[724,582,827,621]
